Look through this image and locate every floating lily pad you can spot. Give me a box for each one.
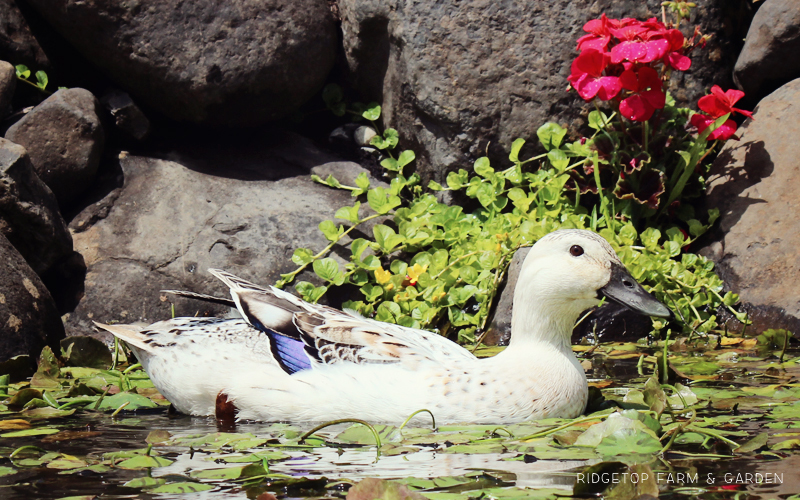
[122,477,167,489]
[149,482,215,494]
[61,337,113,369]
[96,392,157,411]
[116,455,173,469]
[1,427,60,437]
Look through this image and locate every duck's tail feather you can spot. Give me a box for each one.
[160,289,236,308]
[92,321,155,353]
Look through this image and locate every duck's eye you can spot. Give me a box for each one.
[569,245,584,257]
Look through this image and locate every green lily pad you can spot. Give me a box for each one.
[61,337,113,369]
[30,347,60,389]
[122,477,167,489]
[737,432,769,453]
[596,428,663,456]
[116,455,173,469]
[1,427,60,437]
[0,466,16,476]
[149,482,215,494]
[347,478,425,500]
[96,392,157,411]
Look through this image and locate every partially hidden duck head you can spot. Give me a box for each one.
[511,229,671,345]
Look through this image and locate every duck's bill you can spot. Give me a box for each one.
[599,262,672,318]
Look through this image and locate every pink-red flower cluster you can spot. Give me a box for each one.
[568,15,692,122]
[689,85,753,141]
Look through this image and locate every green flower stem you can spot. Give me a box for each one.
[280,213,385,286]
[299,418,383,459]
[16,75,52,94]
[398,409,436,433]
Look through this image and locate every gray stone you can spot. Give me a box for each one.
[0,232,65,364]
[67,133,382,340]
[0,137,73,276]
[0,0,50,71]
[339,0,745,182]
[26,0,337,126]
[734,0,800,101]
[100,89,150,141]
[702,78,800,333]
[0,60,15,118]
[5,88,105,207]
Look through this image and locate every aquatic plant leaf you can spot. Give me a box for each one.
[116,455,173,469]
[122,477,167,488]
[47,456,89,469]
[0,466,15,476]
[335,424,396,445]
[736,432,769,453]
[145,430,171,444]
[0,419,30,430]
[190,465,251,480]
[596,427,662,456]
[30,346,60,388]
[771,438,800,450]
[60,337,113,369]
[771,405,800,420]
[96,392,157,411]
[346,478,425,500]
[222,450,289,463]
[642,377,667,417]
[575,413,657,448]
[1,427,60,437]
[21,407,75,419]
[150,482,215,493]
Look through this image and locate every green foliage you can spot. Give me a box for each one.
[283,99,746,341]
[14,65,52,93]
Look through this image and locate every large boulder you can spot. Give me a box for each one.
[5,88,105,207]
[0,137,73,276]
[734,0,800,102]
[338,0,747,181]
[0,0,50,71]
[0,60,14,117]
[67,132,383,340]
[701,78,800,333]
[0,232,65,365]
[25,0,337,126]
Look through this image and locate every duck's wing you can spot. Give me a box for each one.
[209,269,477,372]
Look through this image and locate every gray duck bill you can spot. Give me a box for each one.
[599,262,672,318]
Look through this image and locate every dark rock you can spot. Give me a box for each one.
[0,137,73,275]
[5,88,105,206]
[0,60,15,118]
[339,0,748,181]
[100,89,150,141]
[67,132,382,340]
[701,78,800,333]
[0,232,65,364]
[734,0,800,102]
[0,0,50,71]
[26,0,337,126]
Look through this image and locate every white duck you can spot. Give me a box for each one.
[95,229,670,424]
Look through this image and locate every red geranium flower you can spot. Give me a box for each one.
[618,67,666,121]
[576,14,619,52]
[568,49,622,101]
[663,29,691,71]
[609,23,669,64]
[698,85,753,119]
[689,113,738,141]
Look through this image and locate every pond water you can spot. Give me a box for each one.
[2,337,800,500]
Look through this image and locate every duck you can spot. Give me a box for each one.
[95,229,671,424]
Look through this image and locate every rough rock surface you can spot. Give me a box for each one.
[0,0,50,71]
[26,0,337,126]
[734,0,800,101]
[0,232,65,364]
[0,137,73,276]
[67,133,383,340]
[702,78,800,333]
[338,0,746,181]
[5,88,105,207]
[0,60,15,117]
[100,89,150,141]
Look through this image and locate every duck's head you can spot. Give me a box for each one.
[512,229,671,343]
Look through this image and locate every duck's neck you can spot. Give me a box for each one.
[508,295,584,352]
